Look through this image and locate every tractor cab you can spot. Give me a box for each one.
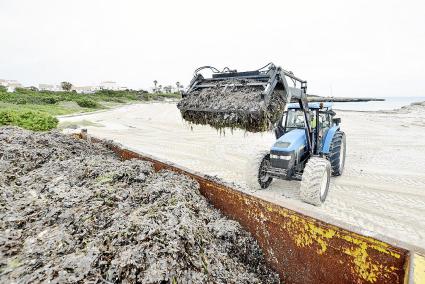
[278,102,335,134]
[275,102,338,153]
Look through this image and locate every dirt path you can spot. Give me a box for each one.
[60,102,425,249]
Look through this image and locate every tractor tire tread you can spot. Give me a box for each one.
[329,131,346,176]
[245,150,272,191]
[300,157,331,206]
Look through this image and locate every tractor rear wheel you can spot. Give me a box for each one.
[300,157,331,206]
[245,151,273,190]
[329,131,346,176]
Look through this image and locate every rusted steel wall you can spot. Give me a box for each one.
[78,133,413,283]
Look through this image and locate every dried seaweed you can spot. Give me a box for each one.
[0,127,280,283]
[177,79,286,132]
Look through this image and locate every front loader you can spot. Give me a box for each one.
[177,63,346,205]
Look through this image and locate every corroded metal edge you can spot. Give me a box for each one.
[412,253,425,284]
[76,132,424,284]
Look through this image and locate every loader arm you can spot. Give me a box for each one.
[274,67,313,154]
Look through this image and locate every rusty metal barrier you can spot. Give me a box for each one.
[78,131,424,284]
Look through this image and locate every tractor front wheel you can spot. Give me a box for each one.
[258,154,273,189]
[245,151,273,190]
[300,157,331,206]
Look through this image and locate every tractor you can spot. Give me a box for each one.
[253,102,346,206]
[178,63,346,206]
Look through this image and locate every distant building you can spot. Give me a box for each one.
[72,86,100,94]
[1,79,23,92]
[39,84,62,91]
[100,81,118,90]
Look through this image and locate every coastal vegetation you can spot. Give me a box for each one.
[0,86,181,130]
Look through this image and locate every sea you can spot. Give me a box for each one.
[332,96,425,111]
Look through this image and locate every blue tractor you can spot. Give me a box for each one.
[255,102,346,205]
[180,63,346,206]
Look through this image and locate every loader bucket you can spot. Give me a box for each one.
[177,65,289,132]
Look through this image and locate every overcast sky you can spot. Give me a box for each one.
[1,0,424,97]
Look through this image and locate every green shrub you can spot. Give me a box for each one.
[16,98,27,105]
[0,111,15,124]
[139,93,155,101]
[0,110,58,131]
[0,88,154,106]
[16,111,58,131]
[76,98,99,108]
[41,97,58,104]
[14,87,32,94]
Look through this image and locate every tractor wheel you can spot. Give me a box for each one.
[329,131,346,176]
[300,157,331,206]
[245,151,273,190]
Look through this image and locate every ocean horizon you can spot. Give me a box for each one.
[332,96,425,111]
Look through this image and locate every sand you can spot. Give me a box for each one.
[59,101,425,250]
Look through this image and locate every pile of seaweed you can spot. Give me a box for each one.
[0,127,280,283]
[177,79,286,132]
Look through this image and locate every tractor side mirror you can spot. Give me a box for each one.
[333,118,341,126]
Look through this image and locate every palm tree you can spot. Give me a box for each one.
[153,80,158,93]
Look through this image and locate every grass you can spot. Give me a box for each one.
[0,110,58,131]
[0,86,181,131]
[0,102,89,116]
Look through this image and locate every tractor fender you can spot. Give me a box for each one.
[321,126,340,154]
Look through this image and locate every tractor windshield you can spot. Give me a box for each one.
[284,110,306,129]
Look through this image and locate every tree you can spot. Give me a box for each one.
[153,80,158,93]
[164,85,173,93]
[176,81,184,94]
[61,81,72,91]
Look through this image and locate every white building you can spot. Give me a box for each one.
[72,86,100,94]
[100,81,118,90]
[39,84,63,91]
[0,79,23,92]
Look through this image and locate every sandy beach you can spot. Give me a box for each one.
[60,102,425,250]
